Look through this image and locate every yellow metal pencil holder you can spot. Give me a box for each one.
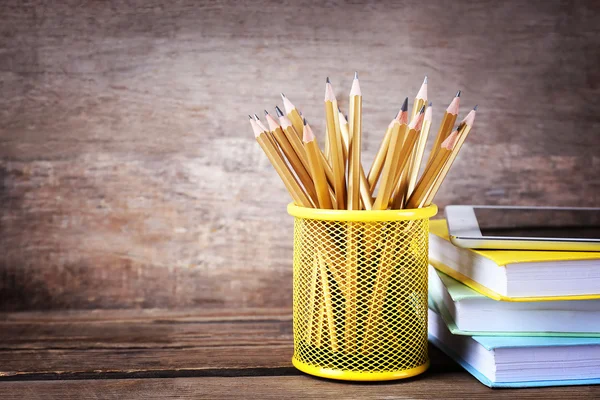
[287,203,437,381]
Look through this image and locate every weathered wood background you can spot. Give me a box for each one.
[1,0,599,311]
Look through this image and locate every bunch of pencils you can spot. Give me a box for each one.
[249,73,477,210]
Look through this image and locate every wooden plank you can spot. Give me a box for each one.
[1,0,600,311]
[0,375,598,399]
[0,308,457,379]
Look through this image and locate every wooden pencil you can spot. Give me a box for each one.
[281,93,304,138]
[409,76,428,121]
[423,91,460,170]
[367,97,408,193]
[274,106,311,172]
[305,251,321,344]
[422,106,477,206]
[339,110,373,210]
[325,78,347,209]
[303,120,333,209]
[403,101,433,204]
[371,119,403,210]
[396,78,427,205]
[281,103,337,192]
[347,72,363,210]
[405,129,457,210]
[389,108,425,208]
[317,250,338,352]
[276,107,338,209]
[265,111,319,204]
[250,118,314,208]
[328,79,345,171]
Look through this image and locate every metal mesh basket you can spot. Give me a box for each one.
[288,204,437,381]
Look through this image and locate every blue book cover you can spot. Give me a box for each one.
[428,301,600,388]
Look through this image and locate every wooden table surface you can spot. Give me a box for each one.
[0,308,598,399]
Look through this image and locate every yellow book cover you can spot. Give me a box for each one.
[429,219,600,302]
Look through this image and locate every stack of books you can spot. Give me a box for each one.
[427,219,600,388]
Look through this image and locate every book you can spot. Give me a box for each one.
[428,303,600,388]
[429,265,600,337]
[429,219,600,301]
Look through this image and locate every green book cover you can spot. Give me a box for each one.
[429,267,600,337]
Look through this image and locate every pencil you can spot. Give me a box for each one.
[339,110,373,210]
[347,72,363,210]
[325,78,347,209]
[371,119,402,210]
[265,111,319,205]
[274,106,311,172]
[410,76,428,121]
[367,97,408,193]
[305,251,321,344]
[281,93,304,138]
[303,119,333,209]
[405,129,457,210]
[403,101,433,204]
[389,108,426,208]
[397,78,427,206]
[317,250,338,352]
[276,107,338,209]
[424,91,460,170]
[250,118,314,208]
[422,106,477,206]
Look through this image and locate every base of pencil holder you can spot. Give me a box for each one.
[287,203,437,382]
[292,358,430,382]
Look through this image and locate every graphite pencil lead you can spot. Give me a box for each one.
[264,109,269,115]
[423,75,428,84]
[281,93,286,99]
[248,115,253,119]
[253,113,260,121]
[419,105,426,114]
[473,105,478,111]
[401,97,408,111]
[428,101,433,107]
[275,105,284,117]
[326,77,331,84]
[303,117,308,125]
[354,71,358,79]
[456,90,461,97]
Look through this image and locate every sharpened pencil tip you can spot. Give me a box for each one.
[326,77,331,84]
[401,97,408,112]
[280,92,286,99]
[424,76,428,84]
[456,90,461,98]
[303,118,307,126]
[354,71,358,79]
[428,101,433,107]
[275,106,284,117]
[299,111,303,116]
[473,105,478,111]
[419,105,426,114]
[254,114,261,121]
[248,115,253,119]
[264,109,269,115]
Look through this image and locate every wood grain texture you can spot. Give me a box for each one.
[0,307,460,379]
[1,375,599,399]
[1,308,597,398]
[1,0,600,310]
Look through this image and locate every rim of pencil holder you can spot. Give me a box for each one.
[287,203,438,221]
